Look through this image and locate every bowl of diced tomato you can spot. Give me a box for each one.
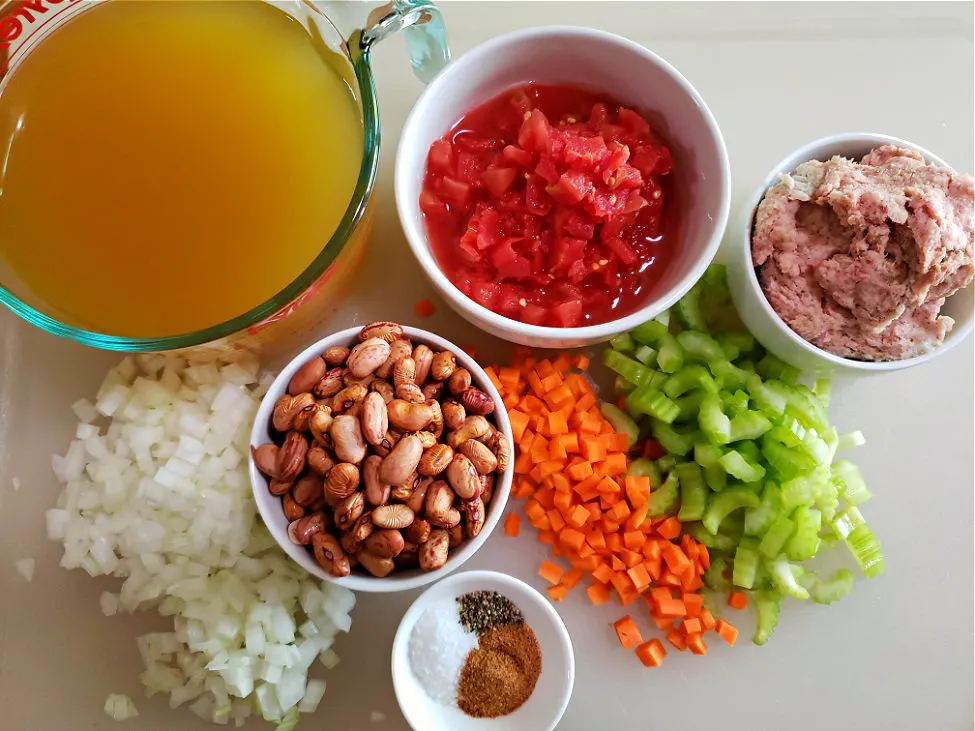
[395,25,731,348]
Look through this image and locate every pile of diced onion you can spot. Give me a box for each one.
[46,353,355,728]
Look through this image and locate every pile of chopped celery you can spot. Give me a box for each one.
[603,265,884,645]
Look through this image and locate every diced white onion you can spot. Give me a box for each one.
[49,353,355,726]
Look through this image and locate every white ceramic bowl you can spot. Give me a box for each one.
[248,326,513,593]
[391,570,574,731]
[727,132,974,374]
[395,25,731,349]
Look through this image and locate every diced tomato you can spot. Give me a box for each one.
[481,167,518,198]
[564,136,608,168]
[437,177,471,207]
[547,171,592,205]
[428,139,455,175]
[503,144,533,167]
[618,107,651,136]
[518,109,551,153]
[550,297,584,327]
[419,83,676,330]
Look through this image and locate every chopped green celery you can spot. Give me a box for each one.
[702,486,761,534]
[655,310,671,327]
[729,411,773,442]
[752,562,775,591]
[274,707,300,731]
[717,332,756,361]
[647,472,680,517]
[818,531,841,549]
[603,349,653,386]
[627,458,662,488]
[699,393,731,444]
[704,554,733,592]
[634,345,658,366]
[832,459,872,505]
[694,442,728,492]
[709,359,750,391]
[646,392,680,424]
[737,439,762,464]
[675,391,706,422]
[744,482,783,536]
[610,332,637,354]
[737,360,758,376]
[625,382,665,416]
[830,506,865,539]
[761,438,816,481]
[719,450,767,483]
[785,506,821,561]
[722,389,750,415]
[614,375,637,395]
[768,557,809,599]
[676,462,709,521]
[756,353,800,385]
[846,523,885,577]
[656,454,679,473]
[785,384,829,432]
[838,430,866,450]
[656,333,684,373]
[822,426,840,464]
[745,373,787,415]
[630,319,669,346]
[650,419,697,457]
[813,377,832,406]
[599,403,640,448]
[780,475,815,509]
[732,538,761,588]
[758,515,795,558]
[662,365,718,399]
[816,489,840,523]
[766,419,806,448]
[676,331,724,363]
[752,592,781,645]
[675,285,708,332]
[688,522,741,552]
[801,568,854,605]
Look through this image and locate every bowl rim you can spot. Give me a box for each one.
[395,24,731,343]
[248,325,513,593]
[738,131,974,372]
[390,569,575,731]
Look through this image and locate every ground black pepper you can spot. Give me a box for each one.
[457,590,523,635]
[457,622,542,718]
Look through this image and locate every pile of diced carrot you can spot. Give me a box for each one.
[485,349,738,667]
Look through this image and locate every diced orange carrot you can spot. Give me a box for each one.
[624,475,651,509]
[686,633,708,655]
[653,614,675,631]
[596,476,621,494]
[540,372,563,393]
[655,598,687,618]
[656,516,682,540]
[560,528,587,553]
[581,438,607,463]
[535,360,555,378]
[610,501,632,523]
[547,584,568,602]
[551,472,572,494]
[622,549,644,568]
[546,385,574,408]
[643,539,664,562]
[535,488,556,509]
[413,297,436,317]
[528,512,551,531]
[626,508,648,531]
[525,371,546,397]
[619,588,641,606]
[644,556,662,581]
[548,437,568,460]
[623,530,645,551]
[562,567,584,589]
[681,618,703,635]
[547,508,567,533]
[587,528,607,553]
[537,529,556,545]
[610,572,634,597]
[683,574,705,592]
[503,513,520,537]
[552,352,572,374]
[567,460,593,482]
[514,476,535,499]
[538,460,563,479]
[591,563,613,584]
[546,411,569,436]
[606,533,624,554]
[715,619,738,646]
[666,629,687,651]
[553,489,573,514]
[601,517,621,535]
[682,593,704,618]
[649,587,673,606]
[571,354,590,370]
[587,583,611,606]
[508,410,529,442]
[598,452,628,477]
[550,543,562,559]
[513,452,533,474]
[567,504,591,528]
[627,563,651,590]
[701,609,717,631]
[613,615,643,650]
[698,544,711,570]
[574,391,597,413]
[728,591,749,610]
[659,570,682,588]
[635,638,667,667]
[524,499,546,520]
[662,543,693,576]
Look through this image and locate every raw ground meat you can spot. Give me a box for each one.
[752,145,975,361]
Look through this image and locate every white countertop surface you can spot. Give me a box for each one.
[1,2,972,730]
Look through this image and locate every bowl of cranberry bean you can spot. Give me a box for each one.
[249,321,514,592]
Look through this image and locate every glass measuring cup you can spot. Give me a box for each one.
[0,0,449,356]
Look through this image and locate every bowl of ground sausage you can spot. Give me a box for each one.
[728,132,974,373]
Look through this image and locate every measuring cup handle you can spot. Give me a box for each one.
[357,0,450,83]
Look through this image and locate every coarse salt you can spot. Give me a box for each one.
[408,600,478,707]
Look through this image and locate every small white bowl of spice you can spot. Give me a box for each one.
[392,569,574,731]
